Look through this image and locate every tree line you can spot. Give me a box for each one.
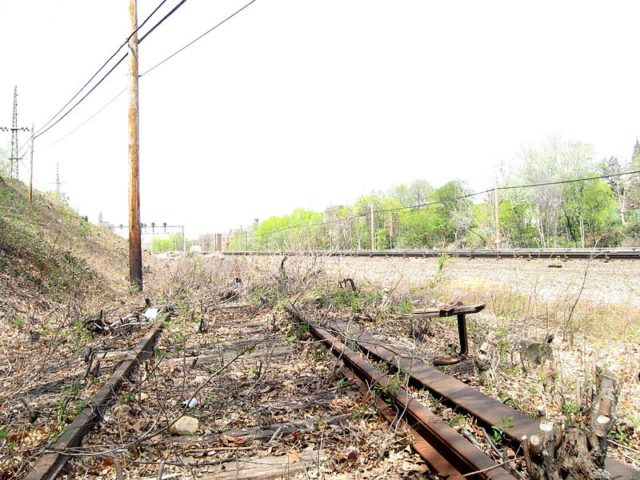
[230,138,640,251]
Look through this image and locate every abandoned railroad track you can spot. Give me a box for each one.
[3,290,638,480]
[10,299,427,478]
[286,304,640,480]
[3,258,639,479]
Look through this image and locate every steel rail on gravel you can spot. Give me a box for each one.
[224,248,640,259]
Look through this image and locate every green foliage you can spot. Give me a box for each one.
[561,400,581,423]
[0,178,112,300]
[562,177,621,246]
[491,426,505,444]
[148,233,185,253]
[448,413,468,428]
[226,137,640,250]
[55,381,83,425]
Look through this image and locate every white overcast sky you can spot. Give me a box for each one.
[1,0,640,237]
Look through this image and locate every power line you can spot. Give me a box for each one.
[140,0,258,78]
[33,55,124,140]
[35,0,189,140]
[36,0,170,136]
[37,0,259,148]
[377,169,640,214]
[39,87,128,152]
[138,0,187,43]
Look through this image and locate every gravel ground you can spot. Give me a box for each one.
[219,253,640,307]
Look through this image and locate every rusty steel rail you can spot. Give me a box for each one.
[223,247,640,260]
[285,305,515,479]
[25,321,165,480]
[336,353,466,479]
[329,319,640,480]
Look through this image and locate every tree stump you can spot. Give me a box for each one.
[523,368,618,480]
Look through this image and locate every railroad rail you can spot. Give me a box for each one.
[222,247,640,259]
[285,304,515,479]
[25,321,165,480]
[285,305,640,480]
[17,298,639,478]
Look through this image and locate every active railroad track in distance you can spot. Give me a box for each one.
[223,248,640,260]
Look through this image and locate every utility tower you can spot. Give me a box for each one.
[10,86,18,178]
[55,162,61,199]
[1,86,29,179]
[51,161,66,202]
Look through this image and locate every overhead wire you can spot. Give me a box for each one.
[38,87,128,152]
[36,0,169,136]
[137,0,188,43]
[140,0,258,78]
[37,0,259,149]
[22,0,257,199]
[35,0,190,140]
[377,169,640,214]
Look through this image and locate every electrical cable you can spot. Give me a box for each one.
[138,0,187,43]
[140,0,258,78]
[36,0,169,136]
[38,0,258,148]
[35,0,188,140]
[376,169,640,214]
[38,87,128,152]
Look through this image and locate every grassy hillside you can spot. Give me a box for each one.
[0,176,147,478]
[0,176,129,314]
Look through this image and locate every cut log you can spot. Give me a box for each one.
[589,368,618,466]
[524,369,620,480]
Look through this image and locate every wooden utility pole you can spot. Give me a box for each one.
[28,124,34,202]
[369,203,375,250]
[128,0,143,290]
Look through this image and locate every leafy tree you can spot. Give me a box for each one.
[390,180,433,207]
[148,234,185,253]
[351,194,402,249]
[601,156,628,226]
[431,181,473,246]
[518,137,595,246]
[229,136,640,252]
[251,209,324,250]
[626,139,640,211]
[562,178,620,246]
[469,195,539,248]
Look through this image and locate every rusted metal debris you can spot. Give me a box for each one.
[25,320,165,480]
[329,318,640,480]
[84,305,171,335]
[424,302,484,365]
[286,304,515,479]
